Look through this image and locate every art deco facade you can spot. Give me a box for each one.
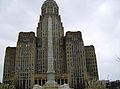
[85,46,99,80]
[15,32,36,89]
[3,0,99,89]
[3,47,16,85]
[65,31,88,88]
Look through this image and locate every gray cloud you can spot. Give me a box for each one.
[0,0,120,82]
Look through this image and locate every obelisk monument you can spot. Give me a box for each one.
[43,16,58,89]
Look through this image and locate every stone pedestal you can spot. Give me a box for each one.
[33,84,42,89]
[43,82,58,89]
[59,84,72,89]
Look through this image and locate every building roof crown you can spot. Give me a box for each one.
[41,0,59,15]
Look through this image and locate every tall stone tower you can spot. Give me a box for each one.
[15,32,36,89]
[36,0,65,75]
[65,31,87,89]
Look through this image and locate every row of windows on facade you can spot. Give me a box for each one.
[38,69,64,73]
[19,71,34,75]
[36,60,64,64]
[40,38,62,45]
[18,59,34,62]
[17,73,34,76]
[36,69,48,73]
[16,67,34,71]
[5,57,15,61]
[41,23,60,30]
[66,33,81,37]
[41,39,63,44]
[86,59,97,64]
[66,48,85,54]
[17,67,34,72]
[20,48,35,53]
[18,52,33,56]
[39,22,60,31]
[66,39,83,42]
[17,43,33,47]
[42,7,58,14]
[40,48,61,53]
[36,65,64,72]
[18,63,34,69]
[87,67,97,72]
[40,32,62,37]
[89,72,98,77]
[85,54,96,59]
[3,80,14,84]
[17,76,33,79]
[66,54,85,58]
[39,17,60,23]
[66,41,75,44]
[38,53,63,58]
[71,71,84,77]
[66,46,84,50]
[6,52,15,55]
[18,38,33,42]
[4,67,15,72]
[67,61,86,67]
[4,69,14,74]
[17,80,31,89]
[16,66,34,71]
[40,46,61,50]
[20,46,33,50]
[66,37,84,41]
[17,56,34,60]
[85,50,95,52]
[37,55,61,59]
[72,78,85,86]
[66,51,85,55]
[85,48,94,51]
[16,64,34,69]
[4,62,15,67]
[68,62,86,67]
[85,52,95,55]
[35,79,68,85]
[72,78,84,83]
[68,68,84,74]
[4,73,14,77]
[16,57,35,60]
[66,47,85,54]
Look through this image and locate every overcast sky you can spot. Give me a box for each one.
[0,0,120,82]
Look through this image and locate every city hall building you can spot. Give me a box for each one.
[3,0,99,89]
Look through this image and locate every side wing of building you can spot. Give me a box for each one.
[15,32,36,89]
[85,45,99,80]
[3,47,16,85]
